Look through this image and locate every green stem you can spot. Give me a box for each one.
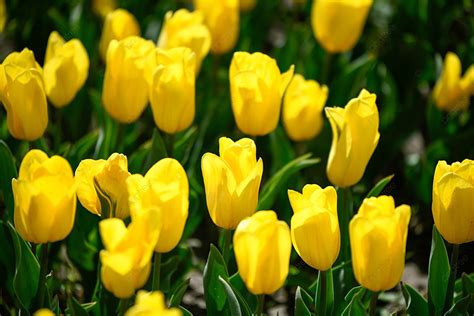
[369,291,379,316]
[220,229,232,266]
[152,252,162,291]
[341,187,352,262]
[36,243,49,308]
[316,270,327,316]
[255,294,265,315]
[165,133,175,158]
[320,52,333,84]
[116,123,125,153]
[117,297,130,316]
[444,244,460,312]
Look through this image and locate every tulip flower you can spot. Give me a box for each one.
[99,207,161,298]
[0,48,48,141]
[283,74,328,141]
[75,153,131,219]
[432,52,474,112]
[201,137,263,229]
[102,36,155,123]
[34,309,54,316]
[99,8,140,60]
[92,0,117,18]
[311,0,373,53]
[148,47,196,134]
[234,211,291,294]
[432,160,474,244]
[229,52,294,136]
[0,0,6,32]
[288,184,340,271]
[157,9,211,72]
[325,89,380,188]
[127,158,189,253]
[194,0,239,54]
[43,31,89,108]
[350,196,411,292]
[125,291,182,316]
[13,149,76,244]
[240,0,256,11]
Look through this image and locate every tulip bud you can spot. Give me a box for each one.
[43,31,89,108]
[325,89,380,188]
[148,47,196,134]
[283,74,328,141]
[311,0,373,53]
[350,196,410,292]
[100,207,161,298]
[157,9,211,72]
[194,0,239,54]
[432,52,474,112]
[289,184,340,271]
[230,52,294,136]
[75,153,131,219]
[0,48,48,141]
[432,160,474,244]
[92,0,117,18]
[102,36,155,123]
[240,0,256,11]
[128,158,189,253]
[13,150,76,244]
[234,211,291,294]
[202,137,263,229]
[0,0,6,32]
[125,291,182,316]
[99,9,140,60]
[33,309,54,316]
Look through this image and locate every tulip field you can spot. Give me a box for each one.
[1,0,474,315]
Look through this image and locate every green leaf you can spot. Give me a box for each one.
[66,130,99,168]
[219,276,252,316]
[160,256,181,293]
[169,279,189,308]
[269,126,295,174]
[143,128,168,173]
[257,154,320,210]
[219,276,242,316]
[174,126,198,165]
[0,141,17,222]
[341,286,367,316]
[295,286,313,316]
[401,282,429,316]
[427,226,450,316]
[66,297,90,316]
[203,244,230,314]
[179,306,193,316]
[444,295,472,316]
[366,174,394,198]
[0,221,16,300]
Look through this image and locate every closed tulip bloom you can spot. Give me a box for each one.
[0,48,48,141]
[240,0,256,11]
[289,184,340,271]
[102,36,155,123]
[100,207,161,298]
[283,74,328,141]
[157,9,211,72]
[230,52,294,136]
[148,47,196,134]
[202,137,263,229]
[125,291,182,316]
[432,160,474,244]
[92,0,117,18]
[128,158,189,253]
[75,153,131,219]
[350,196,411,292]
[432,52,474,112]
[326,89,380,188]
[43,31,89,108]
[194,0,239,54]
[311,0,373,53]
[13,150,76,244]
[99,9,140,60]
[33,309,54,316]
[234,211,291,294]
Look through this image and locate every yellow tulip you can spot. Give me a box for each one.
[201,137,263,229]
[157,9,211,72]
[75,153,131,219]
[148,47,196,134]
[432,160,474,244]
[229,52,294,136]
[0,48,48,141]
[128,158,189,253]
[234,211,291,295]
[311,0,373,53]
[240,0,256,11]
[194,0,239,54]
[99,8,140,60]
[283,74,328,141]
[102,36,155,123]
[43,31,89,108]
[432,52,474,112]
[325,89,380,188]
[125,291,182,316]
[350,196,410,292]
[92,0,117,18]
[288,184,340,271]
[13,150,76,244]
[100,207,160,298]
[0,0,6,32]
[33,309,54,316]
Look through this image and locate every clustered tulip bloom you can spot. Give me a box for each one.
[326,89,380,188]
[229,51,294,136]
[432,159,474,244]
[13,150,76,244]
[289,184,340,271]
[350,196,411,292]
[125,291,182,316]
[201,137,263,229]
